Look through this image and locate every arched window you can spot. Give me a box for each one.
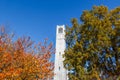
[58,28,63,33]
[59,66,60,70]
[59,52,61,55]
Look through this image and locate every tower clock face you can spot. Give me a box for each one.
[59,34,63,38]
[57,34,64,39]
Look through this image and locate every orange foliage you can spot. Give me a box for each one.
[0,27,54,80]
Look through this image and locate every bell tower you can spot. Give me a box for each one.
[54,25,67,80]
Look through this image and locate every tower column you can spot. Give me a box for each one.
[54,25,67,80]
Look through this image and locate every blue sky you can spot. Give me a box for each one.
[0,0,120,50]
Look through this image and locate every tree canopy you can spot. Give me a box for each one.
[64,6,120,80]
[0,27,54,80]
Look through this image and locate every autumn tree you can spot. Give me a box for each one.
[64,6,120,80]
[0,27,54,80]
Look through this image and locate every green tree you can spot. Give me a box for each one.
[64,6,120,80]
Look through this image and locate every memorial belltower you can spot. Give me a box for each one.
[54,25,67,80]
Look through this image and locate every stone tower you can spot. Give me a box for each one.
[54,25,67,80]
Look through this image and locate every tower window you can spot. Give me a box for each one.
[58,28,63,33]
[59,52,61,55]
[59,66,60,70]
